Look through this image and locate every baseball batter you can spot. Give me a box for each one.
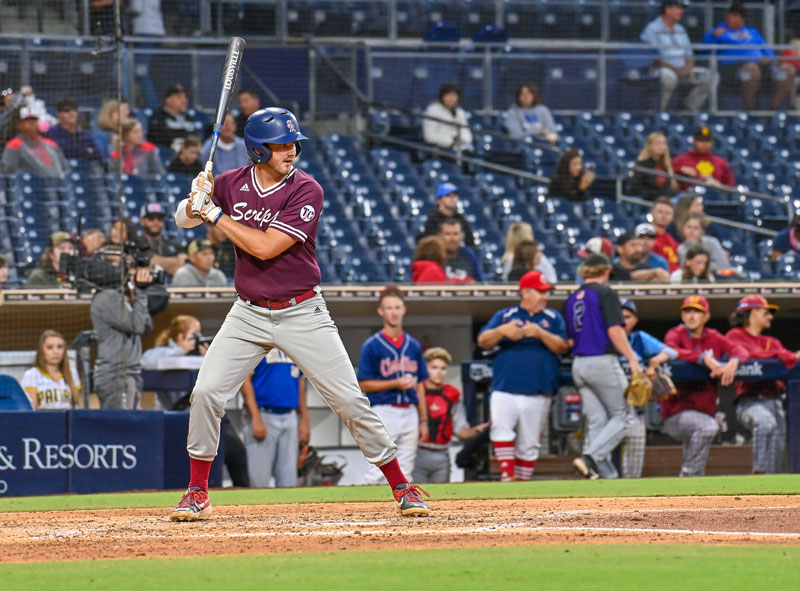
[169,107,430,520]
[477,271,569,481]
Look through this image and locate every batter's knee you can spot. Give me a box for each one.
[189,384,226,418]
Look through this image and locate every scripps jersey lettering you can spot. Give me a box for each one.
[212,165,323,302]
[564,283,624,356]
[357,332,428,405]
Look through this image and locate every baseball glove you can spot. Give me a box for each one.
[650,368,677,401]
[625,370,653,407]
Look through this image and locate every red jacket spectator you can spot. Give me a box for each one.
[672,150,735,190]
[653,230,680,272]
[663,325,747,419]
[725,327,797,400]
[410,260,449,284]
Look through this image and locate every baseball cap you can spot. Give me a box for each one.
[635,223,657,238]
[581,253,612,268]
[693,125,713,142]
[55,96,78,112]
[518,270,553,292]
[436,182,459,199]
[681,295,710,314]
[616,231,638,246]
[50,231,76,248]
[736,294,778,312]
[727,2,745,15]
[165,84,186,98]
[18,106,38,120]
[577,236,614,258]
[619,298,638,316]
[140,202,167,219]
[662,0,688,9]
[187,238,214,255]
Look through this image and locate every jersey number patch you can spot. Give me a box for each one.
[299,204,315,222]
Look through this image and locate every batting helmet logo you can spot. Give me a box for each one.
[299,204,316,222]
[286,120,296,133]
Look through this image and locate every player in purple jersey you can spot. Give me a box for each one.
[563,254,641,480]
[169,107,430,520]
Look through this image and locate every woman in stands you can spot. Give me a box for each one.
[547,148,595,202]
[410,236,449,284]
[677,213,731,272]
[94,99,131,160]
[504,81,558,144]
[507,240,542,282]
[672,193,705,237]
[670,244,713,283]
[21,329,81,410]
[629,131,679,201]
[422,82,473,152]
[501,221,557,283]
[110,117,165,176]
[167,135,203,176]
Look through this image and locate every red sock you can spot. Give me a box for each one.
[379,458,408,490]
[493,441,515,481]
[514,458,536,481]
[188,458,213,492]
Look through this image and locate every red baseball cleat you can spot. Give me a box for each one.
[170,486,212,521]
[393,483,431,517]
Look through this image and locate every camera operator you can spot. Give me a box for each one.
[90,259,155,410]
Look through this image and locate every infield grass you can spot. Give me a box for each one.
[0,474,798,513]
[2,545,799,590]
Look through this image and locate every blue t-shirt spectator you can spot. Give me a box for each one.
[701,22,772,65]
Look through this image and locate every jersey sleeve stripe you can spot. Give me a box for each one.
[270,220,307,242]
[271,220,308,241]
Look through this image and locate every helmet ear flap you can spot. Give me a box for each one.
[295,141,302,157]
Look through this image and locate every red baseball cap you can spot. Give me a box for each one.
[519,271,553,292]
[736,295,778,312]
[680,295,710,314]
[577,236,614,258]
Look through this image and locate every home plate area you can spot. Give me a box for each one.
[2,496,799,563]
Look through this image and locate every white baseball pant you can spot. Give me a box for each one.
[489,391,551,462]
[361,404,418,485]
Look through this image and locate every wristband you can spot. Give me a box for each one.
[211,210,223,224]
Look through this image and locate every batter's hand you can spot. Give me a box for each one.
[190,170,214,218]
[192,195,223,224]
[252,415,266,441]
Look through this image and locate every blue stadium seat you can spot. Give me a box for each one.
[0,375,33,411]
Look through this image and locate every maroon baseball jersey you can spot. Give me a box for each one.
[212,165,323,301]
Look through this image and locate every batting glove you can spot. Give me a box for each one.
[191,196,223,224]
[190,171,214,218]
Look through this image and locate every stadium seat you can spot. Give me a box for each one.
[0,375,33,411]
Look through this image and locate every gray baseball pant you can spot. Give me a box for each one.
[662,409,719,476]
[243,410,298,488]
[572,354,632,464]
[95,374,143,410]
[736,398,786,474]
[412,447,451,483]
[187,296,398,469]
[582,400,644,479]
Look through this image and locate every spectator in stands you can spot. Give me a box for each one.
[2,107,70,178]
[141,314,208,409]
[678,213,731,272]
[0,253,8,291]
[578,236,615,260]
[672,193,705,237]
[411,236,449,284]
[671,245,713,283]
[167,135,203,175]
[80,229,106,258]
[25,231,76,288]
[635,223,669,271]
[201,113,248,176]
[769,215,800,260]
[111,118,166,176]
[672,126,735,190]
[89,0,115,35]
[420,182,475,246]
[206,223,236,279]
[702,3,796,110]
[547,148,595,202]
[611,232,670,283]
[47,96,105,170]
[147,84,200,152]
[727,295,799,473]
[109,217,138,248]
[649,197,681,271]
[0,88,24,147]
[129,0,166,109]
[640,1,712,111]
[503,224,557,284]
[629,132,679,200]
[172,239,227,287]
[664,296,744,477]
[91,266,154,409]
[21,329,82,410]
[413,347,488,483]
[438,218,483,283]
[504,81,558,144]
[508,240,542,282]
[235,89,262,138]
[16,85,57,133]
[139,203,186,276]
[422,82,473,152]
[94,99,131,161]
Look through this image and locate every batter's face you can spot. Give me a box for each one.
[42,336,66,368]
[265,142,296,177]
[377,295,406,329]
[426,358,447,387]
[520,288,549,314]
[681,308,708,332]
[622,309,638,335]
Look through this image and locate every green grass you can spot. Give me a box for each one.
[2,545,799,591]
[1,474,798,513]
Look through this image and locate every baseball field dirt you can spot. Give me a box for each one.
[2,495,798,563]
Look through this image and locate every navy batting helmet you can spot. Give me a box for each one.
[244,107,308,164]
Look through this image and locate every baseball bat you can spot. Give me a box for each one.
[204,36,246,175]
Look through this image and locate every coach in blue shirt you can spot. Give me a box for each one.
[477,271,569,481]
[564,253,642,480]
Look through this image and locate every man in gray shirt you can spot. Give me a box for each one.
[640,0,712,110]
[90,268,154,409]
[172,239,228,287]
